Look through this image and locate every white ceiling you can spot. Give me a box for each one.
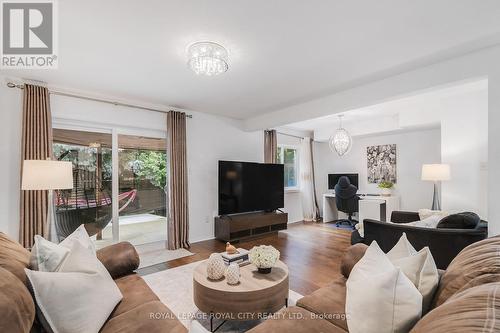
[283,79,488,135]
[2,0,500,120]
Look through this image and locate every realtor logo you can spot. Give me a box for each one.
[1,0,58,68]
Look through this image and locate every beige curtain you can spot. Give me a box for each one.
[264,130,277,163]
[299,137,320,221]
[166,111,190,249]
[20,84,53,248]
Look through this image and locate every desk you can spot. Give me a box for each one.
[322,193,400,223]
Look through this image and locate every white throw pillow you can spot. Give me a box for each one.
[418,209,448,220]
[387,234,439,313]
[346,241,422,333]
[406,215,441,229]
[30,225,95,272]
[25,241,122,333]
[60,224,96,254]
[355,221,365,238]
[387,232,417,261]
[30,235,70,272]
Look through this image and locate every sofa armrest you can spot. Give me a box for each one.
[340,243,368,278]
[96,242,140,279]
[391,211,420,223]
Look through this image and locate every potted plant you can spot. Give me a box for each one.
[249,245,280,274]
[378,181,394,196]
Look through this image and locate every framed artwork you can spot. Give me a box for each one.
[367,144,397,183]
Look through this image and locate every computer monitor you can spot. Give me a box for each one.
[328,173,359,190]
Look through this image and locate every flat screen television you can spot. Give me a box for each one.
[218,161,284,215]
[328,173,359,189]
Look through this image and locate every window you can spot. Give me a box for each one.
[277,145,299,190]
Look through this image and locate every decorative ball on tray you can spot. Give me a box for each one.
[249,245,280,274]
[206,253,226,280]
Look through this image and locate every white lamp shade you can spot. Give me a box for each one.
[22,160,74,190]
[421,164,451,181]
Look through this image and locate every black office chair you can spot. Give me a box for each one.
[334,176,359,228]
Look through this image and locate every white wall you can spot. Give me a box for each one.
[314,128,442,216]
[0,79,263,242]
[186,112,262,242]
[490,72,500,236]
[0,81,23,238]
[440,89,488,218]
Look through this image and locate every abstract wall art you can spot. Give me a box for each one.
[367,144,397,183]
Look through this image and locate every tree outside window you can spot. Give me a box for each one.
[276,145,299,189]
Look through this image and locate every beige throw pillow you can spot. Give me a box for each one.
[346,241,422,333]
[25,241,122,333]
[388,233,439,313]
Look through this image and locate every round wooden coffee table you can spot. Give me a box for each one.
[193,260,289,331]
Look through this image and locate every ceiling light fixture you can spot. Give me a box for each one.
[329,115,352,157]
[187,41,229,76]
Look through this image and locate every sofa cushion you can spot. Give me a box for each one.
[0,267,35,333]
[111,273,160,317]
[247,306,347,333]
[433,235,500,307]
[437,212,480,229]
[411,282,500,332]
[340,243,368,278]
[0,232,31,284]
[100,301,187,333]
[296,276,348,330]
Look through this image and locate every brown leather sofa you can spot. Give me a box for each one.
[248,236,500,332]
[0,232,187,333]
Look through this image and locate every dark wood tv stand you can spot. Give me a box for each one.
[214,211,288,242]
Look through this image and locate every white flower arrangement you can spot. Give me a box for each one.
[249,245,280,269]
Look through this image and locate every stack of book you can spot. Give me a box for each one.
[221,248,250,266]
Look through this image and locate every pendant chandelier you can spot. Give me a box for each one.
[329,115,352,157]
[187,41,229,76]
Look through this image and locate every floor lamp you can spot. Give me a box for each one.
[421,164,450,211]
[21,160,73,242]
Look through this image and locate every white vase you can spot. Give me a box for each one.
[225,263,240,285]
[206,253,225,280]
[381,188,392,196]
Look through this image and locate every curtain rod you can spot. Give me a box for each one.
[276,131,304,140]
[6,82,192,118]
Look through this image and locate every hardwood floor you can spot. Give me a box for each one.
[137,222,352,295]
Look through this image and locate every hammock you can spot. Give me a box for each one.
[55,189,137,240]
[56,190,137,212]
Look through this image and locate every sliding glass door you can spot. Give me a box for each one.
[52,128,167,248]
[53,129,113,245]
[117,134,167,245]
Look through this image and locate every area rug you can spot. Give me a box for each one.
[143,261,303,332]
[136,241,194,269]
